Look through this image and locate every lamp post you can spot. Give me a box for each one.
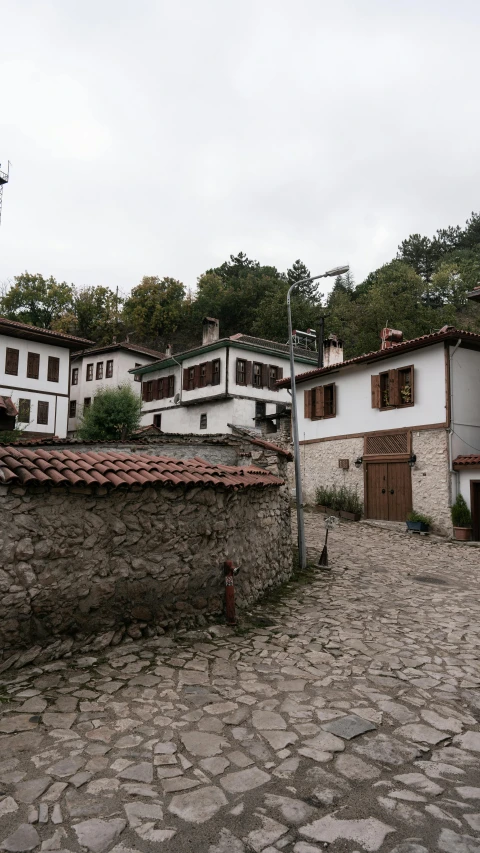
[287,265,349,569]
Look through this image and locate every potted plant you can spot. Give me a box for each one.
[451,494,472,541]
[406,510,432,534]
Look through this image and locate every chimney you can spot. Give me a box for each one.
[323,334,344,367]
[202,317,220,346]
[165,343,172,357]
[381,328,403,350]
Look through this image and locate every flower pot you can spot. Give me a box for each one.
[324,508,341,518]
[339,510,362,522]
[453,526,472,541]
[406,520,430,533]
[314,505,327,513]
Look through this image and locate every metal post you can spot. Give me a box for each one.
[317,315,324,368]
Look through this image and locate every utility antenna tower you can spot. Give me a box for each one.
[0,162,11,226]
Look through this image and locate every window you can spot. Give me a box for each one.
[269,365,278,388]
[153,414,162,429]
[96,362,103,380]
[236,358,246,385]
[371,366,414,410]
[199,363,207,388]
[71,367,79,385]
[5,348,19,376]
[255,401,266,427]
[212,359,220,386]
[86,363,94,381]
[304,383,336,420]
[200,413,207,429]
[106,359,114,378]
[168,375,175,397]
[17,399,31,424]
[37,401,49,425]
[27,352,40,379]
[134,363,141,382]
[188,367,195,391]
[84,397,91,409]
[145,381,154,402]
[47,356,60,383]
[69,400,77,418]
[253,362,262,388]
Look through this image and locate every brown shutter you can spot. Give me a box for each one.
[151,379,158,400]
[194,364,201,388]
[47,356,60,382]
[162,377,169,397]
[304,389,312,419]
[5,348,19,376]
[245,361,253,386]
[205,360,213,385]
[371,374,381,408]
[389,368,400,406]
[277,366,283,382]
[183,368,189,391]
[409,367,414,405]
[141,382,147,402]
[261,364,269,388]
[314,386,325,418]
[331,383,336,417]
[27,352,40,379]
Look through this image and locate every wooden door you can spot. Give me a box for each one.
[386,462,412,521]
[366,463,389,519]
[471,482,480,541]
[365,461,412,521]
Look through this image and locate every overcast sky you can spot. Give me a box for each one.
[1,0,479,299]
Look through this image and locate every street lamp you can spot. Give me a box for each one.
[287,264,349,569]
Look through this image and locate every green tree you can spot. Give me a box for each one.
[0,272,74,328]
[123,276,185,344]
[53,286,123,344]
[77,384,142,441]
[287,259,316,298]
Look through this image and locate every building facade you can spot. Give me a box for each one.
[132,318,317,435]
[68,341,164,434]
[278,326,480,537]
[0,317,91,438]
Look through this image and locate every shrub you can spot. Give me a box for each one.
[77,384,142,441]
[451,493,472,527]
[407,510,432,526]
[315,483,363,515]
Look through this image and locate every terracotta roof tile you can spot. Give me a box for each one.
[276,328,480,387]
[453,455,480,466]
[0,447,283,491]
[0,316,93,347]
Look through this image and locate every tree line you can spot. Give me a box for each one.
[1,212,479,359]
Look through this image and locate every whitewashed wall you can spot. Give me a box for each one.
[450,345,480,460]
[298,343,447,442]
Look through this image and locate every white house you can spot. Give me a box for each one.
[278,325,480,537]
[68,341,165,434]
[0,316,92,438]
[131,317,318,435]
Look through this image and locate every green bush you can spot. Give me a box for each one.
[77,384,142,441]
[451,493,472,527]
[407,510,433,526]
[315,483,363,515]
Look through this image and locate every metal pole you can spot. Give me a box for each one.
[317,315,324,368]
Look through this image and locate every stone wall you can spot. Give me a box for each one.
[300,436,364,505]
[0,474,292,664]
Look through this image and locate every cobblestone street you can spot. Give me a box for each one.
[1,517,480,853]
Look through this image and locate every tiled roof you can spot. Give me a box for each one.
[250,436,293,460]
[0,316,93,347]
[276,328,480,387]
[0,396,18,418]
[453,455,480,467]
[230,333,315,359]
[0,447,283,490]
[72,341,165,360]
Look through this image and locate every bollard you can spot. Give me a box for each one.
[224,560,240,625]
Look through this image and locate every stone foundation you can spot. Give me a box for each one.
[0,477,292,664]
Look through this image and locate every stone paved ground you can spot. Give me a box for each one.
[1,517,480,853]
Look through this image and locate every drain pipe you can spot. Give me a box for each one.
[448,339,462,503]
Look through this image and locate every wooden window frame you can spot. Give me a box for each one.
[145,380,154,402]
[255,401,266,427]
[96,361,104,380]
[27,352,40,380]
[168,375,175,397]
[17,398,31,424]
[269,365,278,390]
[69,400,77,418]
[199,362,207,388]
[305,383,337,420]
[86,363,94,381]
[200,413,207,430]
[375,366,414,411]
[71,367,79,385]
[212,358,221,386]
[83,397,91,409]
[236,358,246,386]
[47,356,60,383]
[37,400,49,425]
[133,363,141,382]
[106,359,114,378]
[5,347,19,376]
[153,413,162,429]
[252,362,262,388]
[188,367,196,391]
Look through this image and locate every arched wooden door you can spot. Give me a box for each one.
[365,461,412,521]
